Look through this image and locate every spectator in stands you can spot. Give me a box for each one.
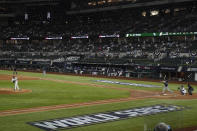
[154,122,172,131]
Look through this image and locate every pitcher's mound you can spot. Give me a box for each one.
[0,88,32,94]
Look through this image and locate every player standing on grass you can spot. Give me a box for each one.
[12,76,20,91]
[43,66,46,76]
[13,66,17,75]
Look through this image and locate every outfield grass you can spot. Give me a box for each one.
[0,99,197,131]
[0,70,197,131]
[0,73,130,111]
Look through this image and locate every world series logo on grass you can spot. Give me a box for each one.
[95,80,162,88]
[28,104,184,131]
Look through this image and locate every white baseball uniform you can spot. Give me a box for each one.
[12,77,20,91]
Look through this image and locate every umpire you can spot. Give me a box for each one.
[188,83,194,95]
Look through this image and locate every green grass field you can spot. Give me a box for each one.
[0,70,197,131]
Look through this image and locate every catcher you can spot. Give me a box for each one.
[178,85,187,95]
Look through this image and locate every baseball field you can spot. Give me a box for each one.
[0,70,197,131]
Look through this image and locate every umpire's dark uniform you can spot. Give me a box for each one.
[188,84,194,95]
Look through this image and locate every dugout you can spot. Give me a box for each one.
[159,66,196,82]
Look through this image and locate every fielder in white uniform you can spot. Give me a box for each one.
[12,76,20,91]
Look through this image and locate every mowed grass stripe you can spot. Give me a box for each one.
[0,78,129,111]
[0,99,197,131]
